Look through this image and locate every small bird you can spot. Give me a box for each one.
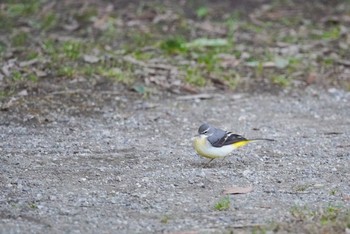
[193,123,274,164]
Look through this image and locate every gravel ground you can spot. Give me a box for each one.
[0,88,349,233]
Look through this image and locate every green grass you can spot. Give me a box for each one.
[97,67,134,84]
[160,215,170,224]
[11,31,28,47]
[196,6,209,19]
[58,66,76,78]
[214,196,230,211]
[62,40,83,60]
[184,67,206,87]
[289,205,350,229]
[271,75,290,87]
[160,37,187,54]
[40,12,58,31]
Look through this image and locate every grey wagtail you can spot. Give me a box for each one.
[193,123,274,163]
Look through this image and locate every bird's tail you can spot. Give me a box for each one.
[232,138,274,149]
[248,138,275,142]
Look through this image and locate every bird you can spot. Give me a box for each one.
[193,123,274,164]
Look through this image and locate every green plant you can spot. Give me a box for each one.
[62,40,82,60]
[322,26,341,40]
[290,205,314,221]
[329,189,337,195]
[11,70,23,81]
[6,2,40,18]
[160,37,186,54]
[98,67,134,84]
[196,6,208,19]
[214,196,230,211]
[185,68,206,86]
[12,31,28,47]
[222,72,240,89]
[28,73,38,82]
[160,215,169,224]
[58,66,76,78]
[41,12,58,31]
[271,75,290,87]
[320,206,340,225]
[29,202,38,209]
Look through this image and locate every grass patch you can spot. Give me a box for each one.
[196,6,209,19]
[11,31,29,47]
[214,196,230,211]
[160,215,170,224]
[97,67,134,84]
[58,66,76,78]
[289,205,350,232]
[160,37,187,54]
[62,40,83,60]
[184,67,206,87]
[271,75,290,87]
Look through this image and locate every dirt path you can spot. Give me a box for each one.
[0,88,349,233]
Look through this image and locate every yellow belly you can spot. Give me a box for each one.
[192,136,236,159]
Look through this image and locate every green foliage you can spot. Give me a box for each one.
[58,66,76,78]
[98,67,134,84]
[214,196,230,211]
[160,215,169,224]
[322,26,341,40]
[62,40,82,60]
[160,37,186,54]
[43,39,56,55]
[27,73,39,82]
[11,70,23,81]
[185,68,206,87]
[6,2,40,18]
[11,31,28,47]
[0,41,7,54]
[290,206,314,220]
[41,12,58,31]
[290,204,350,229]
[29,202,38,209]
[196,6,209,19]
[271,75,290,87]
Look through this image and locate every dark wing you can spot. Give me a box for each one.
[209,131,248,147]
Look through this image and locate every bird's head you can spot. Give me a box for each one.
[198,123,215,137]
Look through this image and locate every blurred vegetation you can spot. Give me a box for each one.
[0,0,350,99]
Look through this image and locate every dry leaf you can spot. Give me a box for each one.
[306,72,317,85]
[223,185,253,195]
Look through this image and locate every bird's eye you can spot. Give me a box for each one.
[203,130,208,134]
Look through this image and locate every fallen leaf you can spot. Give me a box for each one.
[306,72,317,85]
[223,185,253,195]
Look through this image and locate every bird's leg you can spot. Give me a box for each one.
[204,158,215,167]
